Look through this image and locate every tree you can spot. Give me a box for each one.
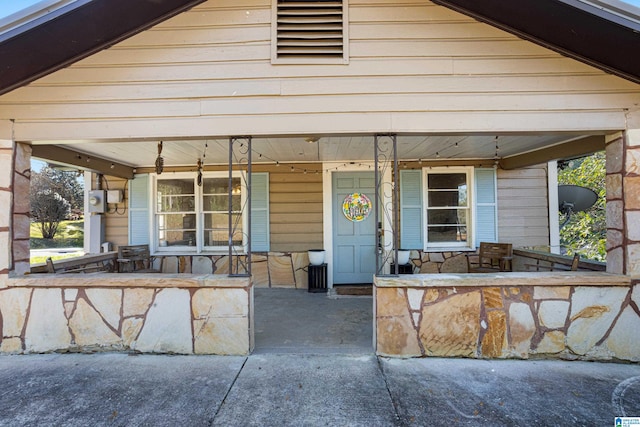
[30,166,84,239]
[558,152,606,261]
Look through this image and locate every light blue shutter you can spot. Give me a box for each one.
[400,170,424,250]
[250,172,270,252]
[128,174,150,245]
[475,168,497,244]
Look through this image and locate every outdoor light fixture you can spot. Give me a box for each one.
[155,141,164,174]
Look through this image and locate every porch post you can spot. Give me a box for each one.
[228,136,251,277]
[0,123,30,277]
[374,134,399,276]
[609,117,640,277]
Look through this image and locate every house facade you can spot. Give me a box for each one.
[0,0,639,359]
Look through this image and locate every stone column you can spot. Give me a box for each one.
[606,132,625,274]
[13,142,31,275]
[622,128,640,278]
[607,118,640,277]
[0,124,31,278]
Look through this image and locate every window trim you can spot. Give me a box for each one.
[152,171,246,254]
[422,166,475,251]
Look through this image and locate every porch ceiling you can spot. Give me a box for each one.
[31,133,601,171]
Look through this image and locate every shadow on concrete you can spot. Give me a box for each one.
[254,288,373,355]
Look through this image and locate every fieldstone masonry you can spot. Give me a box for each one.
[150,251,310,289]
[375,273,639,362]
[0,274,253,355]
[607,129,640,276]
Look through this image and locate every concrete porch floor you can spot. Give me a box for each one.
[254,288,373,354]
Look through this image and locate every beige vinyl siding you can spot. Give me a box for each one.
[497,165,549,248]
[102,164,323,252]
[1,0,639,140]
[102,175,129,249]
[258,164,323,252]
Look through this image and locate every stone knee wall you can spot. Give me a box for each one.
[152,251,310,288]
[375,275,639,362]
[403,250,469,273]
[0,275,253,355]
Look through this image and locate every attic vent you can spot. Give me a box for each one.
[274,0,347,62]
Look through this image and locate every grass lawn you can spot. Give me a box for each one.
[30,220,85,264]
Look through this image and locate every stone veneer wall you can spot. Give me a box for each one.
[0,274,253,355]
[375,272,639,362]
[607,130,640,276]
[137,250,468,286]
[149,251,311,289]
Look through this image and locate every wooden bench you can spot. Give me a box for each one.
[466,242,513,273]
[42,252,117,274]
[116,245,159,273]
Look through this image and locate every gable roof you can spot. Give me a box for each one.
[0,0,206,96]
[0,0,638,96]
[432,0,640,84]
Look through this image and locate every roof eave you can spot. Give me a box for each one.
[0,0,207,96]
[432,0,640,84]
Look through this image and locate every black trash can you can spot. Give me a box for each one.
[308,263,327,293]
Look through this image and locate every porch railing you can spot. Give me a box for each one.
[512,248,606,272]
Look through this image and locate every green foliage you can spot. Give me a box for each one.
[29,220,84,249]
[558,152,606,261]
[30,167,84,239]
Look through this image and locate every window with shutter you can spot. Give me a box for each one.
[272,0,348,64]
[423,167,474,249]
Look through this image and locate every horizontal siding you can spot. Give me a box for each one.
[103,175,130,249]
[269,164,323,252]
[102,164,324,251]
[0,0,638,140]
[497,165,549,249]
[258,164,323,252]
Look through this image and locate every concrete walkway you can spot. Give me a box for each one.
[254,288,372,354]
[1,289,639,425]
[0,353,639,426]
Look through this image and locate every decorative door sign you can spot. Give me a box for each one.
[342,192,372,222]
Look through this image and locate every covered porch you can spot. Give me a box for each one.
[0,0,639,361]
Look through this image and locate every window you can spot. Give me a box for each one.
[154,172,244,252]
[424,167,474,249]
[400,167,496,251]
[272,0,348,64]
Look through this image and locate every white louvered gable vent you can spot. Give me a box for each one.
[273,0,347,63]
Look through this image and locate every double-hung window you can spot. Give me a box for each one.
[400,166,499,251]
[154,172,244,252]
[424,167,473,249]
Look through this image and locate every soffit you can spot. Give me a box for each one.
[32,134,598,168]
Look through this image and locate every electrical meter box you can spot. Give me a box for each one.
[88,190,106,213]
[107,190,123,204]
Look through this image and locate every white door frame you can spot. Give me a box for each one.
[322,162,392,291]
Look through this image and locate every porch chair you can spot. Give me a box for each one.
[116,244,159,273]
[466,242,513,273]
